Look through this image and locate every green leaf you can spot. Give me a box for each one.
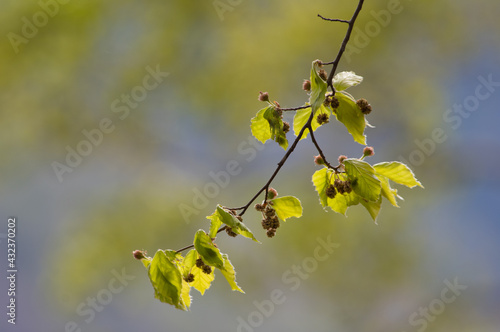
[190,264,214,295]
[148,250,185,310]
[309,60,328,113]
[182,249,198,276]
[373,162,424,188]
[250,106,272,144]
[312,167,331,209]
[343,159,381,202]
[207,206,259,243]
[359,196,382,222]
[335,91,367,145]
[326,173,361,215]
[271,196,303,221]
[208,211,223,238]
[263,106,288,150]
[293,104,331,140]
[312,168,360,215]
[250,106,288,150]
[219,254,244,293]
[332,71,363,91]
[141,257,152,269]
[377,175,401,207]
[193,230,225,270]
[180,280,192,309]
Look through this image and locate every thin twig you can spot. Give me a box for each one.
[307,123,338,171]
[326,0,365,92]
[279,105,310,112]
[317,14,349,23]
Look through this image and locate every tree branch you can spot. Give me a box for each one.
[324,0,365,92]
[173,0,364,251]
[317,14,349,24]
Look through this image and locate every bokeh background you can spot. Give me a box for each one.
[1,0,499,331]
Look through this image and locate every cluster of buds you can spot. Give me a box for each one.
[184,273,195,283]
[316,113,329,125]
[225,209,242,238]
[323,94,339,110]
[261,204,280,238]
[255,188,280,238]
[334,178,353,195]
[195,258,212,275]
[258,92,289,134]
[225,227,238,237]
[325,178,353,199]
[356,98,372,115]
[282,121,290,134]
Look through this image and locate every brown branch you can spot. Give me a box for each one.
[324,0,365,92]
[170,0,365,253]
[317,14,349,23]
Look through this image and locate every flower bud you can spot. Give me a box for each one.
[202,265,212,274]
[282,121,290,133]
[316,113,329,125]
[184,273,195,283]
[319,69,328,81]
[266,229,276,238]
[356,98,372,115]
[338,155,347,164]
[330,96,340,109]
[195,258,205,268]
[326,185,337,199]
[314,155,325,166]
[226,227,238,237]
[363,146,375,157]
[302,80,311,91]
[254,203,265,211]
[258,91,269,102]
[267,187,278,199]
[133,250,146,260]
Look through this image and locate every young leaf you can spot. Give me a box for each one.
[193,230,225,270]
[326,173,360,215]
[309,60,328,113]
[250,106,273,144]
[148,250,185,310]
[219,254,244,293]
[312,169,360,215]
[250,106,288,150]
[312,167,331,209]
[373,162,424,188]
[208,212,222,238]
[271,196,303,221]
[141,257,152,269]
[376,174,401,207]
[335,91,367,145]
[263,106,288,150]
[180,280,192,309]
[182,249,198,276]
[332,71,363,91]
[190,264,215,295]
[343,159,381,202]
[293,104,331,140]
[207,206,259,242]
[359,196,382,223]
